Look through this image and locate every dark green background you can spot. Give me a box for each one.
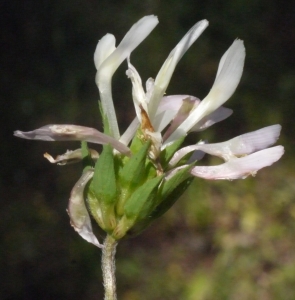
[1,0,295,299]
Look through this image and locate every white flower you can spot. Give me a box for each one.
[14,16,284,246]
[120,21,282,182]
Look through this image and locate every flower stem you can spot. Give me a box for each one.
[102,234,118,300]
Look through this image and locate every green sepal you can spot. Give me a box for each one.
[90,144,117,231]
[92,144,117,202]
[86,187,105,230]
[131,178,194,237]
[120,141,151,187]
[81,141,94,172]
[113,175,163,239]
[160,136,185,169]
[116,141,151,217]
[151,166,194,220]
[151,176,194,219]
[124,175,163,220]
[126,165,194,236]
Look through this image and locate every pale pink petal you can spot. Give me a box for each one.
[169,144,201,166]
[196,124,282,160]
[157,95,200,113]
[187,149,206,163]
[67,170,103,248]
[169,125,282,166]
[191,106,233,131]
[191,146,284,180]
[14,124,131,156]
[154,95,200,132]
[163,97,197,141]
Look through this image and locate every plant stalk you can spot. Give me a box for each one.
[102,234,118,300]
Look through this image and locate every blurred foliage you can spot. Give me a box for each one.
[1,0,295,299]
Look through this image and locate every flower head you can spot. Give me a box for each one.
[14,16,284,247]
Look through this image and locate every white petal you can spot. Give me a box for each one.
[94,34,116,70]
[191,146,284,180]
[126,59,148,122]
[67,170,103,248]
[14,124,131,156]
[97,15,158,78]
[145,77,154,100]
[148,20,209,121]
[96,15,158,139]
[205,39,245,108]
[119,117,140,146]
[166,39,245,144]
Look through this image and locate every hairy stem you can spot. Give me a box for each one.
[102,234,118,300]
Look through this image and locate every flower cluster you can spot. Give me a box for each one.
[14,16,284,247]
